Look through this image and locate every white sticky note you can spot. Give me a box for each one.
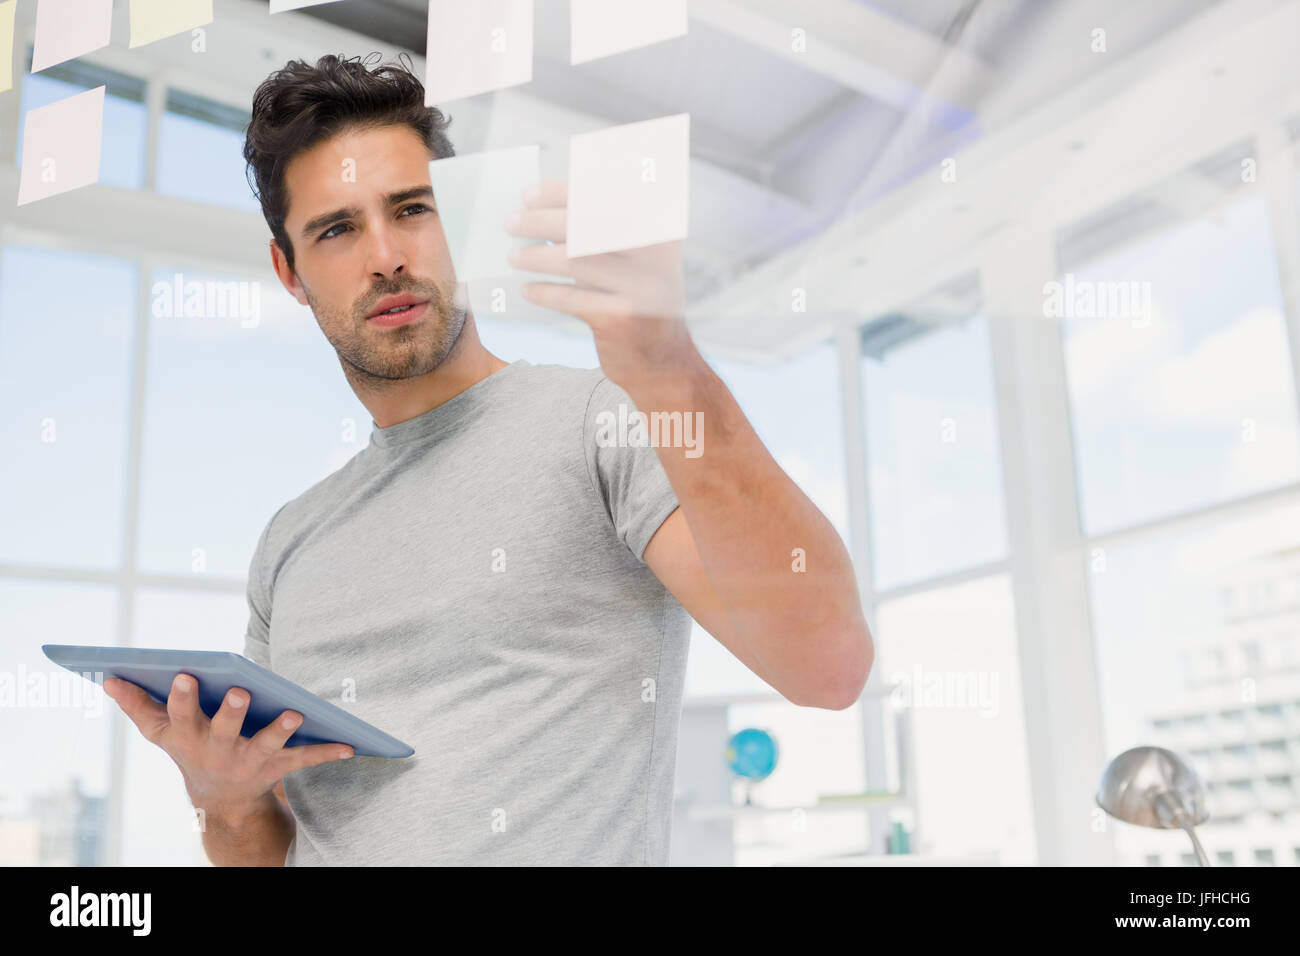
[569,0,687,65]
[17,85,105,206]
[269,0,342,12]
[128,0,212,48]
[567,113,690,258]
[32,0,112,72]
[425,0,533,104]
[0,1,16,94]
[429,144,555,283]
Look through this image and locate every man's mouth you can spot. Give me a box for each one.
[366,294,430,327]
[367,293,427,319]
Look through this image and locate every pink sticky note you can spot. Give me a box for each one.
[17,86,105,206]
[32,0,113,72]
[567,113,690,257]
[425,0,534,104]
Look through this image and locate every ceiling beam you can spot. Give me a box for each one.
[752,88,862,167]
[689,0,992,114]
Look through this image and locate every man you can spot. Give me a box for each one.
[104,53,872,866]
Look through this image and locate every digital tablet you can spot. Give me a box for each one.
[42,644,414,758]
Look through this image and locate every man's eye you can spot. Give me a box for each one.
[320,206,428,241]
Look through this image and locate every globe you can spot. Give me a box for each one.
[726,728,779,782]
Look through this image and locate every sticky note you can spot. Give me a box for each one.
[33,0,112,72]
[17,85,105,206]
[569,0,687,65]
[269,0,342,12]
[566,113,690,258]
[425,0,533,104]
[0,1,15,93]
[129,0,212,48]
[429,144,556,283]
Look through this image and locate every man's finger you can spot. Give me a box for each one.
[208,686,251,747]
[165,673,205,739]
[522,180,567,209]
[247,709,304,761]
[272,742,355,776]
[505,205,566,243]
[508,242,623,290]
[103,677,170,747]
[522,281,622,325]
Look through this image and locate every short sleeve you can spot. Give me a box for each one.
[242,504,285,670]
[583,376,681,562]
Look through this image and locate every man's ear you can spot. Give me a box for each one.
[269,238,308,306]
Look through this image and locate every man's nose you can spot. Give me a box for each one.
[363,219,408,279]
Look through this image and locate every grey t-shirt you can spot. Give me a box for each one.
[242,359,692,865]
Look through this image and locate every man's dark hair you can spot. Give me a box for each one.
[243,52,455,274]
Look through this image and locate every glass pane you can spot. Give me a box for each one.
[0,246,136,568]
[1061,192,1300,535]
[119,588,247,867]
[17,71,146,191]
[863,315,1009,591]
[156,92,260,211]
[875,573,1037,863]
[684,342,851,698]
[723,699,869,865]
[1089,500,1300,866]
[136,266,373,577]
[0,580,117,865]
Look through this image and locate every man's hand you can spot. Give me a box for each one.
[104,674,354,824]
[504,181,701,395]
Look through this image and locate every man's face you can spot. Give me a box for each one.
[273,124,465,381]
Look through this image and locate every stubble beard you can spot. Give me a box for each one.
[305,277,468,392]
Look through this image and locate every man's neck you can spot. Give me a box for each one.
[354,325,509,430]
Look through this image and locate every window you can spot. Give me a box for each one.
[1060,192,1300,535]
[137,265,373,577]
[1088,501,1300,865]
[874,573,1036,863]
[156,90,259,211]
[862,312,1008,591]
[0,246,137,568]
[0,581,117,865]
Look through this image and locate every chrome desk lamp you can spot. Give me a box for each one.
[1097,746,1211,866]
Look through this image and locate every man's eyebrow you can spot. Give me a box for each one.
[300,185,436,238]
